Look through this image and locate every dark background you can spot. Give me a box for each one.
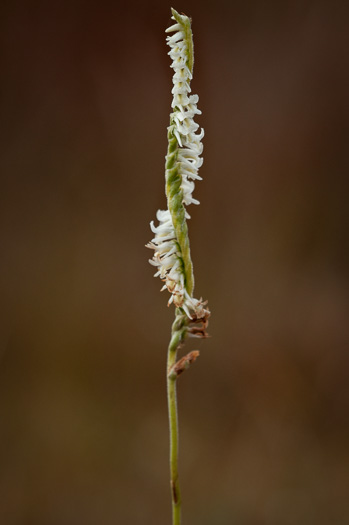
[1,1,348,524]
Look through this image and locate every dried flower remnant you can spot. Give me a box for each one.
[168,350,200,378]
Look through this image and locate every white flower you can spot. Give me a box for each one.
[147,10,209,328]
[166,15,204,211]
[147,209,185,305]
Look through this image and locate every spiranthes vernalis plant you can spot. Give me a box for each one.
[146,8,210,525]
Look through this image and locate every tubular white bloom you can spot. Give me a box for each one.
[147,9,209,329]
[148,209,186,309]
[167,22,204,209]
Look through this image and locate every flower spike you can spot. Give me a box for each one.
[147,8,209,331]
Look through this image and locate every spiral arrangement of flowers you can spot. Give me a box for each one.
[147,8,209,332]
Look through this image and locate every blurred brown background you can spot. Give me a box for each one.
[1,1,348,524]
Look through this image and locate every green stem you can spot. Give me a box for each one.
[167,310,187,525]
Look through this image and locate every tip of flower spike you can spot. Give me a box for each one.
[170,8,182,21]
[170,7,192,24]
[168,8,194,74]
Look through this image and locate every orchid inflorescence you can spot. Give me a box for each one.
[147,8,209,336]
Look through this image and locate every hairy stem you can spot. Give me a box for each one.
[167,310,187,524]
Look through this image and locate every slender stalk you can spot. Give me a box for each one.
[167,311,187,524]
[167,355,181,524]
